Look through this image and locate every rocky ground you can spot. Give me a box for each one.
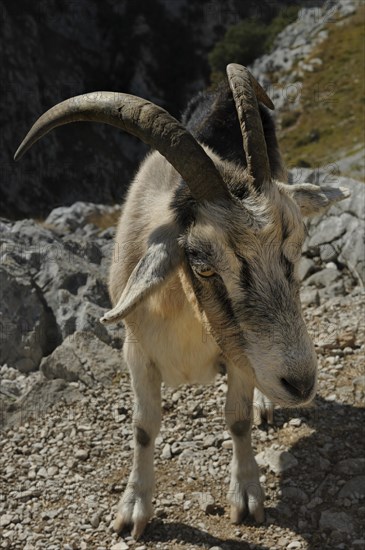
[0,163,364,549]
[0,287,363,550]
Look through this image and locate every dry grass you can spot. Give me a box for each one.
[279,6,365,169]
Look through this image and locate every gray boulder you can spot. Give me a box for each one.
[0,255,59,372]
[45,202,122,233]
[289,169,365,284]
[0,212,123,374]
[41,331,127,387]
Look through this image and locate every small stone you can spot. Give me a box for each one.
[0,515,12,527]
[289,418,302,427]
[326,394,336,402]
[222,440,233,449]
[256,447,298,474]
[75,448,89,461]
[37,466,48,478]
[353,376,365,390]
[90,511,102,528]
[111,543,129,550]
[300,288,319,307]
[337,330,356,349]
[203,434,216,448]
[161,443,172,460]
[287,542,301,549]
[183,500,192,511]
[194,492,215,514]
[298,257,315,281]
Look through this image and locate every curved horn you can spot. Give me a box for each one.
[226,64,272,191]
[14,92,230,203]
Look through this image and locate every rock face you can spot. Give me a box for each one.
[0,203,127,426]
[251,0,358,109]
[2,0,299,219]
[289,167,365,286]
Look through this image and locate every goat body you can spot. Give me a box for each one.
[14,64,349,539]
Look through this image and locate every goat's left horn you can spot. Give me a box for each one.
[14,92,230,203]
[226,63,272,191]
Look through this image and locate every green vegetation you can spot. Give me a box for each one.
[208,6,299,85]
[279,6,365,169]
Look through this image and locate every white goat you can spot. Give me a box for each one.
[15,64,349,539]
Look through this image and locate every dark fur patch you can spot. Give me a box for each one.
[230,419,251,437]
[239,256,253,289]
[182,80,285,180]
[170,179,197,229]
[135,427,150,447]
[280,252,294,282]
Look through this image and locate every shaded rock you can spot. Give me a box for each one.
[0,260,59,372]
[2,1,249,219]
[281,486,308,503]
[338,476,365,499]
[335,458,365,476]
[41,331,126,387]
[319,510,354,533]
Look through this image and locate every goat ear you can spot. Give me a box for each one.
[284,183,350,217]
[100,239,181,324]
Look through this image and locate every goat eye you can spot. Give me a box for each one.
[196,267,216,278]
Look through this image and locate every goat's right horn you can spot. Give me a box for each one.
[226,64,272,192]
[14,92,230,203]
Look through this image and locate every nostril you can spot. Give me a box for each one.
[281,377,315,400]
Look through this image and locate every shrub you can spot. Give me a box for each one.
[208,6,300,82]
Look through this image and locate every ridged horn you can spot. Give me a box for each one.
[14,92,230,203]
[226,64,272,191]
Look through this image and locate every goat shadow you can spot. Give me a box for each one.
[139,395,364,550]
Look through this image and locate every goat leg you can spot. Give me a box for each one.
[225,362,265,524]
[114,337,161,539]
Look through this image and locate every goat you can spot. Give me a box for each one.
[15,64,349,539]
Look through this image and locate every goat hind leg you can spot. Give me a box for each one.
[114,340,161,539]
[253,387,274,425]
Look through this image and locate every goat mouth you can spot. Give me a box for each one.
[280,377,316,405]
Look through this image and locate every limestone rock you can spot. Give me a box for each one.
[41,331,126,387]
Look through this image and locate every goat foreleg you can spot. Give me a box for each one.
[114,338,161,539]
[225,363,265,524]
